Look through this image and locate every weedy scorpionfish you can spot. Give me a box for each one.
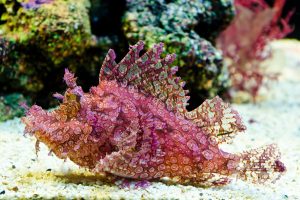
[22,41,285,187]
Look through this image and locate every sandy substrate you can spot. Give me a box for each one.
[0,40,300,200]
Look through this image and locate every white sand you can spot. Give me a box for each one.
[0,40,300,200]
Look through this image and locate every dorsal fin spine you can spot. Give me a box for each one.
[99,41,189,114]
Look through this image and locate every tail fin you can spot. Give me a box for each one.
[236,144,286,183]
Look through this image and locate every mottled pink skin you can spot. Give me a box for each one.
[23,79,235,186]
[90,80,236,184]
[22,41,286,187]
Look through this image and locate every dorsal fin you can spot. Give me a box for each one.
[185,96,246,144]
[99,41,189,114]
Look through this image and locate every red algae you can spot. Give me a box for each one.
[22,41,286,187]
[217,0,293,100]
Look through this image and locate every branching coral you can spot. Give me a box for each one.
[22,41,286,187]
[216,0,293,101]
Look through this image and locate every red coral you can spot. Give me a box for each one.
[217,0,293,100]
[22,41,286,186]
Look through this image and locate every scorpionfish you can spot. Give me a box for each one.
[22,41,286,187]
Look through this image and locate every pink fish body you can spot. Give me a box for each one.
[22,41,285,186]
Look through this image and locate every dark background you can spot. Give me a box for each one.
[268,0,300,39]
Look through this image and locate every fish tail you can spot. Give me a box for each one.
[235,144,286,183]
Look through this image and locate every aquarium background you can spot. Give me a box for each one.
[1,0,300,199]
